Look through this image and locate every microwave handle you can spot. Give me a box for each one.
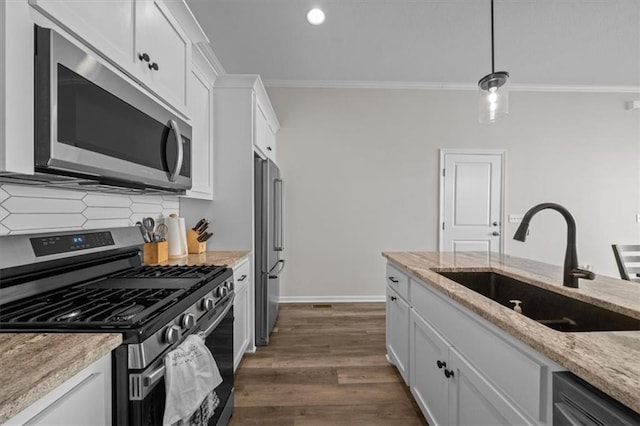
[168,119,183,182]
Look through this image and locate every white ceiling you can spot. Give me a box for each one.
[185,0,640,90]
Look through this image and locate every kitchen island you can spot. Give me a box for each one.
[383,251,640,418]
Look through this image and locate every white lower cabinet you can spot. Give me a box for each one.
[233,258,252,371]
[7,353,111,426]
[410,310,533,426]
[386,286,410,383]
[410,310,449,425]
[386,262,560,426]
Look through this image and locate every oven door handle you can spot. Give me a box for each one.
[140,294,235,390]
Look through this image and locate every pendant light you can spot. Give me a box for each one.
[478,0,509,123]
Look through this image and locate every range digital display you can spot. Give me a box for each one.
[30,231,114,257]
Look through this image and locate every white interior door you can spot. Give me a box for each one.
[440,151,504,254]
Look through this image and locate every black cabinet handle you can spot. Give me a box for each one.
[390,296,397,301]
[388,277,399,283]
[149,62,159,71]
[444,369,455,378]
[138,52,150,62]
[238,274,247,282]
[267,146,272,151]
[436,360,446,369]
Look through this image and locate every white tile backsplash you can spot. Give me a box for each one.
[3,197,86,213]
[0,184,180,235]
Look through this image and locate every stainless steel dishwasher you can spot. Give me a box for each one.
[553,372,640,425]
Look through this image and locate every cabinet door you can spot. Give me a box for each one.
[186,61,214,199]
[135,0,190,111]
[233,280,250,371]
[29,0,134,68]
[265,124,277,162]
[8,353,111,426]
[448,347,534,426]
[386,287,410,383]
[254,103,269,158]
[410,310,450,426]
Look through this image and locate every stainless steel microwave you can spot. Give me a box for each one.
[33,25,192,194]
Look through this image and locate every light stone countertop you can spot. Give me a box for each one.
[0,333,122,424]
[382,251,640,414]
[154,250,251,269]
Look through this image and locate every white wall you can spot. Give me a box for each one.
[267,87,640,299]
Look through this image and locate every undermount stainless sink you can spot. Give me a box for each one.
[437,271,640,332]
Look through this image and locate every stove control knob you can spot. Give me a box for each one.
[215,286,227,298]
[201,297,215,311]
[181,313,196,329]
[226,281,234,291]
[165,325,181,344]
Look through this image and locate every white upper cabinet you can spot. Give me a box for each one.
[134,0,190,112]
[185,48,216,200]
[28,0,134,68]
[29,0,190,114]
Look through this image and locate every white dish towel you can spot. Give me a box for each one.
[162,334,223,426]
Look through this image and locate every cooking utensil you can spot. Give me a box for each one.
[155,223,168,242]
[135,221,151,243]
[198,232,213,242]
[142,217,155,242]
[195,220,209,234]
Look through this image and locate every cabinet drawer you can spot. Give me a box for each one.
[386,264,409,301]
[233,258,251,288]
[411,279,547,423]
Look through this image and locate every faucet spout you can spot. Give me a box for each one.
[513,203,595,288]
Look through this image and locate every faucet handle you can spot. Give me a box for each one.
[571,267,596,280]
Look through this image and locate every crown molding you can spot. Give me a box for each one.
[263,79,640,94]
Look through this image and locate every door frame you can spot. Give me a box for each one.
[438,149,507,254]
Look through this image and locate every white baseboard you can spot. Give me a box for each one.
[278,295,386,303]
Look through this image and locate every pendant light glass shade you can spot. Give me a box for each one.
[478,0,509,123]
[478,71,509,123]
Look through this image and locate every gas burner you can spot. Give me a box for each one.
[110,303,145,322]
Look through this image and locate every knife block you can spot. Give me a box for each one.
[143,241,168,264]
[187,230,206,254]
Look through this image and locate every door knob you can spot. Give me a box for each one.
[492,231,501,236]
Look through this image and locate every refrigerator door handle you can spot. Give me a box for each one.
[268,259,286,279]
[274,178,284,251]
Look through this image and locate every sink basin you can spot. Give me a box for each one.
[437,271,640,332]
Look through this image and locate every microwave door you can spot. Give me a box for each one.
[34,26,192,192]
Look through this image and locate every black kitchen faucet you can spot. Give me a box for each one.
[513,203,596,288]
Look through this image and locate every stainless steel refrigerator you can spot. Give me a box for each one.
[254,156,285,346]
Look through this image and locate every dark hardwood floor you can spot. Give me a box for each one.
[229,303,427,425]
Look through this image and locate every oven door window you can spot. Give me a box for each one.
[57,64,190,177]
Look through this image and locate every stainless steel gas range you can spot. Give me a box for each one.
[0,227,234,425]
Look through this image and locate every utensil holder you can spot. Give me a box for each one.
[143,241,168,264]
[187,230,206,254]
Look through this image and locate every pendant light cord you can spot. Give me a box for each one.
[491,0,495,73]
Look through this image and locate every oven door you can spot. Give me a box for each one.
[34,25,191,193]
[124,295,234,426]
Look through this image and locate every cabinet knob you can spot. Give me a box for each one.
[444,369,455,378]
[149,62,159,71]
[388,277,399,283]
[390,296,397,301]
[138,52,150,62]
[492,231,501,236]
[436,360,446,369]
[238,274,247,282]
[267,146,272,151]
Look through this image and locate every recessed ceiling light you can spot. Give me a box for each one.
[306,8,325,25]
